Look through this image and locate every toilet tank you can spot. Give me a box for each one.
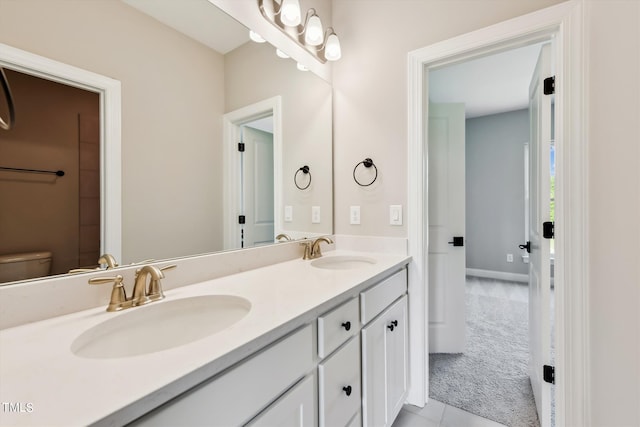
[0,251,53,283]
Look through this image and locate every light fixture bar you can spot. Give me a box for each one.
[257,0,340,64]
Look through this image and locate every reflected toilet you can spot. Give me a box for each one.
[0,251,53,283]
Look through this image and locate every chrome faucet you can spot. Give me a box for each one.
[89,264,176,312]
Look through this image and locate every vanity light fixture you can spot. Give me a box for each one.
[302,9,323,46]
[249,30,266,43]
[323,29,342,61]
[279,0,302,27]
[276,49,290,59]
[257,0,341,64]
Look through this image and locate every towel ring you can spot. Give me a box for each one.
[353,158,378,187]
[0,67,16,131]
[294,165,311,190]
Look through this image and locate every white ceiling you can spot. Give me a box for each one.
[429,43,544,118]
[122,0,249,54]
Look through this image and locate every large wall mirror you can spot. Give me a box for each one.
[0,0,333,285]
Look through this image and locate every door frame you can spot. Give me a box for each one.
[406,2,588,427]
[222,96,282,250]
[0,43,122,262]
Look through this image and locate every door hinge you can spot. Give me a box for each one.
[543,221,554,239]
[238,142,245,152]
[543,365,555,384]
[238,215,246,224]
[544,76,555,95]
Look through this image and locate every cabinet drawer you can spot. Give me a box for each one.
[318,337,361,427]
[318,297,359,358]
[246,375,315,427]
[360,268,407,324]
[132,325,313,427]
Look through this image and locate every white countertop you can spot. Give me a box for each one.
[0,250,410,427]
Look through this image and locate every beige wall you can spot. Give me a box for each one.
[0,0,226,264]
[0,70,99,275]
[225,41,333,235]
[585,1,639,425]
[332,0,639,425]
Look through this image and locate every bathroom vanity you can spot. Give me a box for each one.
[0,247,410,427]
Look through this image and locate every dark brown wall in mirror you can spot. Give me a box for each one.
[0,69,100,278]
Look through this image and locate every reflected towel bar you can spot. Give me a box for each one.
[0,166,65,177]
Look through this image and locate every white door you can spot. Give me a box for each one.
[242,125,275,247]
[528,43,553,427]
[428,103,466,353]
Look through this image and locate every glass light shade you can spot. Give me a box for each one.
[249,30,266,43]
[304,15,323,46]
[276,49,290,59]
[324,33,341,61]
[280,0,301,26]
[296,62,309,71]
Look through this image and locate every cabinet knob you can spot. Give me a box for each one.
[387,320,398,331]
[342,385,352,396]
[341,321,351,331]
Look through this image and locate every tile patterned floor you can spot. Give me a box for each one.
[393,398,507,427]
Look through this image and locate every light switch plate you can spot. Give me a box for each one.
[312,206,321,224]
[350,206,361,225]
[390,205,402,225]
[284,205,293,222]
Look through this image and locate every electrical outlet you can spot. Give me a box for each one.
[350,206,361,225]
[311,206,321,224]
[507,253,514,263]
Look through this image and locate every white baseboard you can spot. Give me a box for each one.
[466,268,529,283]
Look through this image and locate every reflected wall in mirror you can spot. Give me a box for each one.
[0,0,333,285]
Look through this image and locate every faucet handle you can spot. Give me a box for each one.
[300,241,313,260]
[147,264,177,301]
[88,275,130,312]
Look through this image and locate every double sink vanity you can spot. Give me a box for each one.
[0,240,410,426]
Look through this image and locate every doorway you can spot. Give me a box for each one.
[0,67,101,277]
[406,3,588,427]
[426,42,553,427]
[222,96,282,251]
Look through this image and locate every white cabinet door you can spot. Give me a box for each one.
[362,295,409,427]
[385,295,408,422]
[247,375,315,427]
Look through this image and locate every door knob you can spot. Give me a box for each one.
[341,321,351,331]
[448,236,464,247]
[342,385,352,396]
[519,241,531,253]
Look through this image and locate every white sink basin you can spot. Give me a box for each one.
[311,255,377,270]
[71,295,251,359]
